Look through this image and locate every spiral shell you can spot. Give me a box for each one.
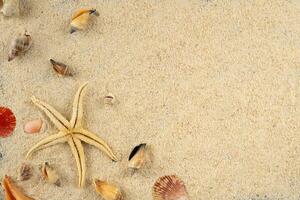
[153,175,189,200]
[8,32,32,61]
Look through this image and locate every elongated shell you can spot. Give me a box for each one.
[2,175,34,200]
[153,175,189,200]
[50,59,73,76]
[1,0,25,16]
[128,143,146,170]
[94,179,123,200]
[41,162,61,186]
[8,32,32,61]
[70,8,99,33]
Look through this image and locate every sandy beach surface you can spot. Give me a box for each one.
[0,0,300,199]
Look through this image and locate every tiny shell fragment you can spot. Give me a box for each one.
[70,8,99,33]
[94,179,123,200]
[8,32,32,61]
[41,162,61,186]
[24,119,43,134]
[17,163,33,181]
[2,175,34,200]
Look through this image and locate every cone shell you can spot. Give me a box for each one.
[70,8,99,33]
[94,179,123,200]
[50,59,73,76]
[2,175,34,200]
[0,107,16,137]
[41,162,61,186]
[1,0,25,17]
[153,175,189,200]
[23,119,43,134]
[128,143,146,170]
[8,32,32,61]
[17,163,33,181]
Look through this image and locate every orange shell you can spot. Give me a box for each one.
[2,175,34,200]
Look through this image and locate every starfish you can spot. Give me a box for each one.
[26,83,118,187]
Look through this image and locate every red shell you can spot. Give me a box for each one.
[0,107,16,137]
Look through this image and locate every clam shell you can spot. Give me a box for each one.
[94,179,123,200]
[1,0,25,16]
[0,107,16,137]
[41,162,61,186]
[70,8,99,33]
[8,32,32,61]
[153,175,189,200]
[128,143,146,170]
[2,175,34,200]
[23,119,43,134]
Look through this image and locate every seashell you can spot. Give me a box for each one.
[2,175,34,200]
[128,143,147,170]
[153,175,189,200]
[94,179,123,200]
[40,162,61,186]
[8,32,32,62]
[0,107,16,137]
[70,8,99,34]
[23,119,43,134]
[17,163,33,181]
[103,93,118,105]
[49,59,73,76]
[0,0,26,17]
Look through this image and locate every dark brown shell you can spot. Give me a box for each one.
[50,59,73,76]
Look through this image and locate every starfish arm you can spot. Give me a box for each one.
[70,82,88,129]
[31,96,71,131]
[67,137,86,187]
[26,131,68,159]
[74,129,118,161]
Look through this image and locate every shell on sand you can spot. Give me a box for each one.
[0,107,16,137]
[17,163,33,181]
[2,175,34,200]
[70,8,99,33]
[8,32,32,61]
[23,119,43,134]
[50,59,73,76]
[0,0,26,16]
[41,162,61,186]
[128,143,147,170]
[153,175,189,200]
[94,179,123,200]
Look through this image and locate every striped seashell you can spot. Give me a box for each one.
[0,107,16,137]
[153,175,189,200]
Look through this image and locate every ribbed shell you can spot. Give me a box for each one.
[153,175,189,200]
[0,107,16,137]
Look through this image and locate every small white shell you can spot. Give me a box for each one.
[24,119,43,134]
[8,32,32,61]
[1,0,25,17]
[41,162,61,186]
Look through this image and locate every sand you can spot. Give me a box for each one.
[0,0,300,199]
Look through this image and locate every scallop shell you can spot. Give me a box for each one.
[23,119,43,134]
[40,162,61,186]
[2,175,34,200]
[153,175,189,200]
[0,0,25,17]
[94,179,123,200]
[0,107,16,137]
[8,32,32,61]
[17,163,33,181]
[70,8,99,33]
[128,143,146,170]
[50,59,73,76]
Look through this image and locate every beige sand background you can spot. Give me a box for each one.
[1,0,300,199]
